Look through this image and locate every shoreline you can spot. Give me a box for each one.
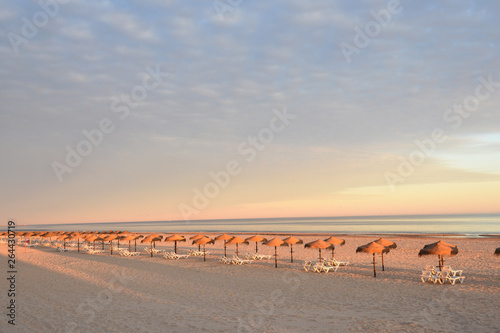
[11,229,500,239]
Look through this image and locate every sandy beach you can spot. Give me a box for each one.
[2,234,499,333]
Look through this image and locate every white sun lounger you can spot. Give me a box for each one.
[231,257,253,265]
[164,252,190,260]
[434,271,465,285]
[220,256,231,264]
[314,262,338,273]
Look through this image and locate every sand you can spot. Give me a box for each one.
[1,234,499,333]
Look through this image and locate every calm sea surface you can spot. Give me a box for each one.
[20,213,500,237]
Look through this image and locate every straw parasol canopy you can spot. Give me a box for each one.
[418,240,458,271]
[304,239,334,262]
[225,236,249,258]
[373,238,397,271]
[263,238,288,268]
[283,236,303,263]
[85,235,105,250]
[245,235,267,253]
[190,234,205,251]
[121,233,142,252]
[356,242,390,278]
[214,233,233,257]
[190,233,204,240]
[324,236,345,258]
[56,235,70,249]
[374,237,397,249]
[116,231,131,248]
[164,234,186,254]
[495,247,500,256]
[141,234,163,257]
[193,236,215,261]
[41,231,56,242]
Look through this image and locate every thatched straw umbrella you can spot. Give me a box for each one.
[324,236,346,259]
[263,238,288,268]
[356,242,390,278]
[41,231,55,242]
[116,231,131,248]
[374,238,397,271]
[121,234,140,252]
[214,233,233,257]
[495,247,500,256]
[141,235,163,257]
[190,234,205,251]
[23,232,36,245]
[192,236,215,261]
[103,234,118,255]
[67,232,84,252]
[283,236,303,263]
[132,234,144,252]
[304,239,334,263]
[418,241,458,271]
[56,235,70,249]
[225,236,249,258]
[85,235,103,250]
[164,234,186,254]
[245,235,267,253]
[421,240,458,269]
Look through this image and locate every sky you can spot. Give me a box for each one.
[1,0,500,225]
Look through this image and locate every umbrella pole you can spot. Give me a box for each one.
[93,241,95,250]
[224,243,227,257]
[77,239,80,252]
[151,242,153,257]
[319,249,322,262]
[64,240,66,249]
[381,252,385,271]
[331,247,334,259]
[110,241,113,255]
[274,246,277,268]
[290,245,293,263]
[134,239,137,252]
[102,241,104,250]
[236,244,239,257]
[175,241,177,254]
[256,242,258,253]
[129,240,131,252]
[203,244,206,262]
[373,253,377,278]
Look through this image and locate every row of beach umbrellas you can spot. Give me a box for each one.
[4,232,499,277]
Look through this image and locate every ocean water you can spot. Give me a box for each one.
[20,213,500,237]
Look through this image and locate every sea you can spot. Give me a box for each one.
[19,213,500,237]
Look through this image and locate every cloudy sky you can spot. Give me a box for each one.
[1,0,499,225]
